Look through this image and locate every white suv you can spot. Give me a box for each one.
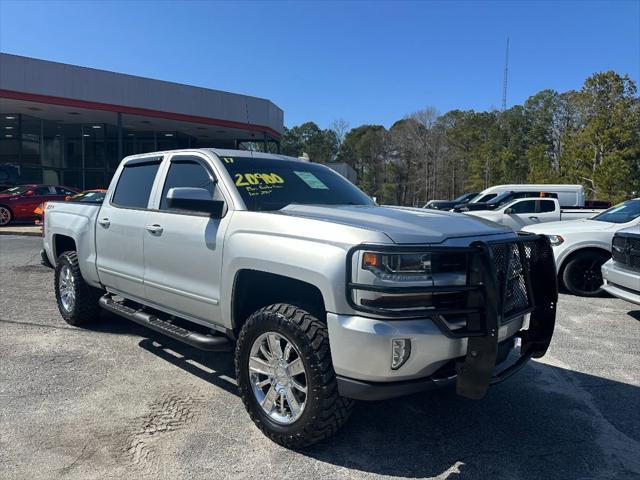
[524,199,640,296]
[602,226,640,305]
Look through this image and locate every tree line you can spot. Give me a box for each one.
[280,71,639,205]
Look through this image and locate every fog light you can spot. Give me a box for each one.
[391,338,411,370]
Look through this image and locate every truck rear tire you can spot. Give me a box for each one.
[562,250,610,297]
[235,303,353,449]
[55,251,102,326]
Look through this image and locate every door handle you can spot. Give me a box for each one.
[146,224,163,235]
[528,216,539,221]
[98,218,110,228]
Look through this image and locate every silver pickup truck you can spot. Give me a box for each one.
[42,148,557,448]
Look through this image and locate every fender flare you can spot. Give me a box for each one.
[557,243,611,274]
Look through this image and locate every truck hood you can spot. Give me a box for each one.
[523,218,614,235]
[0,194,17,200]
[465,209,500,219]
[278,204,512,244]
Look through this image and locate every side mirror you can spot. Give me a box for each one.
[64,195,72,201]
[166,187,224,217]
[505,207,514,214]
[23,190,34,197]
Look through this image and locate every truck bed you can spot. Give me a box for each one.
[42,201,102,287]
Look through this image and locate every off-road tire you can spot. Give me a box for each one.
[55,251,102,326]
[235,303,354,449]
[562,250,610,297]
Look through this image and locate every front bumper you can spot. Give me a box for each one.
[602,259,640,306]
[332,235,557,401]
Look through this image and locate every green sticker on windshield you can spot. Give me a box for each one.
[294,171,328,189]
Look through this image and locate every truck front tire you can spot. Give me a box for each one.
[235,303,353,449]
[55,251,102,326]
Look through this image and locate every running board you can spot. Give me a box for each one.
[99,295,233,352]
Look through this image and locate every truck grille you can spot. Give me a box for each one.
[612,233,640,271]
[346,235,556,338]
[490,243,531,321]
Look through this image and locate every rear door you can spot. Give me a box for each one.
[142,153,230,324]
[535,199,560,224]
[95,157,162,300]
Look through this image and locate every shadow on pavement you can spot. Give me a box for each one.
[84,312,640,479]
[302,363,640,479]
[138,338,237,397]
[628,310,640,321]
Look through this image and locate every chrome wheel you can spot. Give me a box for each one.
[58,264,76,313]
[248,332,308,425]
[0,207,11,226]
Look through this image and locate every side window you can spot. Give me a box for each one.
[33,186,52,196]
[509,200,537,214]
[160,157,217,211]
[55,187,75,196]
[112,161,161,209]
[539,200,556,213]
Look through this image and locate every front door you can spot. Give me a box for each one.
[143,154,229,324]
[502,199,538,230]
[95,158,162,300]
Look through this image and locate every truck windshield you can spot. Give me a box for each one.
[454,192,478,203]
[69,191,107,204]
[590,199,640,224]
[220,156,374,211]
[474,193,497,203]
[486,191,513,205]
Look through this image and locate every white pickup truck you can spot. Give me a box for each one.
[41,148,558,448]
[465,197,602,230]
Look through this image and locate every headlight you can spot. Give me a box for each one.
[546,235,564,246]
[362,252,432,281]
[352,250,468,313]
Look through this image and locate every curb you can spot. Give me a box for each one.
[0,230,42,237]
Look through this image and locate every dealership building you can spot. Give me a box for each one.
[0,53,284,190]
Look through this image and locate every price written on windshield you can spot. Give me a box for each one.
[235,173,285,187]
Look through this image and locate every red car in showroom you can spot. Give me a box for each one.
[0,184,80,226]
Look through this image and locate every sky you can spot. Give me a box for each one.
[0,0,638,129]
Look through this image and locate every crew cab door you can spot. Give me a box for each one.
[503,199,560,230]
[535,199,560,224]
[502,199,539,230]
[143,153,230,325]
[95,157,162,300]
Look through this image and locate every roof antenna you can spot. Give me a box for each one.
[501,37,510,111]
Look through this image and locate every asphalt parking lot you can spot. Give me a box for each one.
[1,235,639,480]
